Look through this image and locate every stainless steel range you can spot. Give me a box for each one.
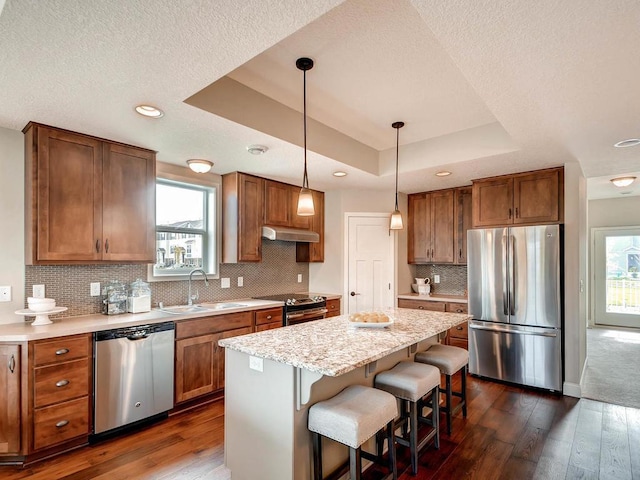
[253,294,327,325]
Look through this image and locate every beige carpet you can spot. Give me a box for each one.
[582,327,640,409]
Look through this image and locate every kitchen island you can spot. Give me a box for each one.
[219,307,470,480]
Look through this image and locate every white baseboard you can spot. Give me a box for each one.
[563,382,582,398]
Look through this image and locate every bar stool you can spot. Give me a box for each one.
[415,344,468,435]
[308,385,398,480]
[375,361,440,475]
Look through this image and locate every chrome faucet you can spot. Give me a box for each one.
[188,269,209,305]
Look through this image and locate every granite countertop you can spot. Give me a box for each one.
[397,293,468,304]
[219,308,471,377]
[0,299,282,342]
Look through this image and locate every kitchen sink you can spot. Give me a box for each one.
[200,302,249,310]
[159,303,249,314]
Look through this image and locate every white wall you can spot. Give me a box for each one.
[563,162,588,397]
[0,126,25,324]
[589,197,640,228]
[308,189,411,311]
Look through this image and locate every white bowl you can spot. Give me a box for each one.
[28,298,56,311]
[27,297,56,304]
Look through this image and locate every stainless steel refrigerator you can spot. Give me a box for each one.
[467,224,563,391]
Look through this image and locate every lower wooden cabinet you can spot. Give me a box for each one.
[325,298,341,317]
[397,298,446,311]
[0,344,21,455]
[175,334,218,403]
[397,298,469,349]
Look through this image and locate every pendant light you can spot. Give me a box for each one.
[296,57,315,216]
[390,121,404,230]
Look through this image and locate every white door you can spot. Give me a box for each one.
[593,227,640,328]
[346,214,395,314]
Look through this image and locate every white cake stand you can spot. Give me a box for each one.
[15,306,67,326]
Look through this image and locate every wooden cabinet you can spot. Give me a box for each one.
[30,334,92,452]
[325,298,341,318]
[454,187,472,265]
[175,311,253,404]
[296,190,324,263]
[222,172,264,263]
[264,180,291,227]
[408,189,455,264]
[397,298,446,311]
[23,123,156,264]
[472,167,563,227]
[397,299,469,349]
[255,307,283,331]
[0,345,21,455]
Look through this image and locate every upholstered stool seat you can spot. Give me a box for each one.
[308,385,398,480]
[415,344,469,435]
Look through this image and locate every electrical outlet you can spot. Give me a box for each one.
[237,277,244,287]
[433,275,440,284]
[90,282,101,297]
[221,277,230,288]
[297,274,303,283]
[33,284,45,298]
[0,286,11,302]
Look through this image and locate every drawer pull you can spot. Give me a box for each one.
[266,315,272,320]
[55,348,69,356]
[55,420,69,428]
[56,379,70,387]
[8,354,16,373]
[418,306,424,310]
[456,309,464,313]
[456,326,463,330]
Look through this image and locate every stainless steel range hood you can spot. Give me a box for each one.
[262,226,319,243]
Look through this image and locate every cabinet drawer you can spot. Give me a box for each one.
[34,358,90,408]
[398,299,446,311]
[176,312,253,339]
[33,335,90,367]
[256,322,281,332]
[448,337,468,350]
[446,303,468,314]
[449,322,468,340]
[255,307,283,326]
[33,397,90,451]
[326,299,340,317]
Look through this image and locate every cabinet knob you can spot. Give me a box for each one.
[55,420,69,428]
[55,348,69,356]
[456,326,463,330]
[418,306,424,310]
[56,379,70,387]
[456,309,463,313]
[266,315,272,320]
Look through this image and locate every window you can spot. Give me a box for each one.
[149,178,218,280]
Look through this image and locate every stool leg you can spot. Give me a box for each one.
[386,420,397,480]
[401,399,409,438]
[312,432,322,480]
[350,447,362,480]
[432,386,440,449]
[409,400,418,475]
[445,374,452,435]
[461,365,468,418]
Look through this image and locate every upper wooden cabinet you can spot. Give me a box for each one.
[23,123,156,264]
[472,167,563,227]
[222,172,264,263]
[408,189,455,264]
[454,187,472,265]
[264,180,291,227]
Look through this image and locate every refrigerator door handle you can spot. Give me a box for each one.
[469,323,558,338]
[509,235,515,316]
[502,234,508,316]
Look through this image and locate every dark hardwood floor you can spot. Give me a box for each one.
[2,375,638,479]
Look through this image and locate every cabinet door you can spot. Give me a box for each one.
[289,185,311,230]
[408,193,431,263]
[102,143,156,262]
[215,327,253,391]
[264,180,291,227]
[431,189,455,263]
[455,187,472,264]
[325,298,341,318]
[256,322,282,332]
[175,334,217,403]
[296,190,324,262]
[238,174,264,262]
[0,345,21,454]
[472,177,514,227]
[35,126,103,261]
[513,169,560,224]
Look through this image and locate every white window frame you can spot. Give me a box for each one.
[147,162,221,282]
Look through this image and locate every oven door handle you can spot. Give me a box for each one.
[287,308,328,320]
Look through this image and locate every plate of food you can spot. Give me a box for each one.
[348,311,394,328]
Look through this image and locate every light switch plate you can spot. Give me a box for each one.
[90,282,101,297]
[0,286,11,302]
[297,274,303,283]
[221,278,230,288]
[33,284,45,298]
[237,277,244,287]
[433,275,440,284]
[249,356,263,372]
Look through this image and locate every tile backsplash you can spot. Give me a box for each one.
[26,241,308,318]
[413,264,468,296]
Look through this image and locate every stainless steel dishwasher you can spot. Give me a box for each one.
[93,322,175,436]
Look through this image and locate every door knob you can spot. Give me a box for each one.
[350,291,360,296]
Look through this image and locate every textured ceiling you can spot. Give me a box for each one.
[1,0,639,198]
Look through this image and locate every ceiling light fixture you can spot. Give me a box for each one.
[247,144,268,155]
[435,171,452,177]
[135,104,164,118]
[296,57,315,217]
[333,171,347,177]
[390,121,405,230]
[614,139,640,148]
[610,176,636,187]
[186,159,213,173]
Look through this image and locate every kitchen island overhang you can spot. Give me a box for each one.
[220,308,470,480]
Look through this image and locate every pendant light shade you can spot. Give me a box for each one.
[390,121,405,230]
[296,57,315,216]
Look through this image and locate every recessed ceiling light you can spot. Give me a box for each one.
[135,104,164,118]
[614,138,640,148]
[610,176,636,187]
[247,145,268,155]
[435,171,452,177]
[187,159,213,173]
[333,171,347,177]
